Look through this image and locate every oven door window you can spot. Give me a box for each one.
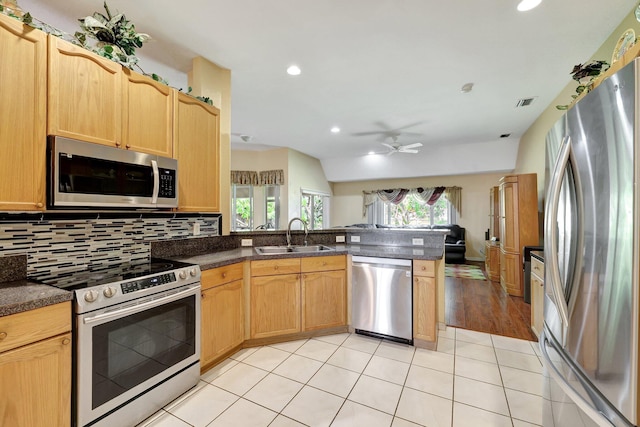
[91,295,196,409]
[59,153,154,197]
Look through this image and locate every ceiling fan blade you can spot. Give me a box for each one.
[386,150,396,156]
[381,143,397,150]
[402,143,423,149]
[400,149,419,154]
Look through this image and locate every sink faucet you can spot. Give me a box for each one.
[287,217,308,247]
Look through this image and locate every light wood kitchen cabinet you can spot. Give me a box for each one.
[200,264,244,368]
[489,186,500,240]
[484,241,500,282]
[301,255,347,331]
[530,255,544,338]
[250,259,302,339]
[413,260,437,343]
[48,36,122,147]
[122,69,174,157]
[174,91,221,212]
[0,14,47,211]
[499,173,539,297]
[0,302,71,427]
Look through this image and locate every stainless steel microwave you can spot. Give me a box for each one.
[48,136,178,209]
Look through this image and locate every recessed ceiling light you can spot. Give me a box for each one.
[517,0,542,12]
[286,65,301,76]
[368,151,376,155]
[330,126,340,133]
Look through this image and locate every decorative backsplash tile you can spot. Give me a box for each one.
[0,215,220,281]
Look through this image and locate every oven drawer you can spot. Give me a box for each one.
[0,302,71,353]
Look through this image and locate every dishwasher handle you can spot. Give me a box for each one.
[352,256,412,268]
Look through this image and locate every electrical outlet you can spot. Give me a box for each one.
[351,235,360,243]
[241,239,253,247]
[412,238,424,245]
[192,223,201,236]
[336,235,346,243]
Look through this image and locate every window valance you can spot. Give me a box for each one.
[231,169,285,186]
[362,186,462,216]
[259,170,285,185]
[230,170,259,185]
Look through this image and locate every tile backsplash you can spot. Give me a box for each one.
[0,214,220,281]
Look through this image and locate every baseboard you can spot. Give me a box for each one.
[465,257,484,262]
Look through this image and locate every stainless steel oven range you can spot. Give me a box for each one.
[39,259,201,427]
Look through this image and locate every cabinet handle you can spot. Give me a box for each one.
[0,332,6,340]
[125,144,131,149]
[222,273,227,278]
[115,141,121,147]
[421,266,426,271]
[201,293,205,299]
[36,203,44,208]
[62,338,71,345]
[274,266,279,270]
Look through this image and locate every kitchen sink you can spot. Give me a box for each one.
[254,245,334,255]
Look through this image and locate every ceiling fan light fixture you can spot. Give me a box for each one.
[286,65,301,76]
[517,0,542,12]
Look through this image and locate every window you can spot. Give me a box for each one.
[300,190,330,230]
[264,185,280,229]
[232,185,253,231]
[369,195,456,227]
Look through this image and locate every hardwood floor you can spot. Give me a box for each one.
[445,262,537,342]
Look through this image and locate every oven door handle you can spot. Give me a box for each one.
[83,284,199,325]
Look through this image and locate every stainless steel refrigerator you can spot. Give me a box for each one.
[542,58,638,426]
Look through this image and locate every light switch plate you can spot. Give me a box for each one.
[351,235,360,243]
[241,239,253,247]
[192,223,201,236]
[412,238,424,245]
[336,235,346,243]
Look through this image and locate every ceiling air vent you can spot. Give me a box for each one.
[515,97,536,107]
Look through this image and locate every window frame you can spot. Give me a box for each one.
[300,189,330,230]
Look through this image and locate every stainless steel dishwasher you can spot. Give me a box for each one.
[351,256,413,343]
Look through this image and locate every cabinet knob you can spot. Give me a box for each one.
[421,266,426,271]
[62,338,71,345]
[0,332,6,340]
[274,266,279,270]
[115,141,121,147]
[201,293,205,299]
[36,202,44,208]
[222,273,227,278]
[322,262,327,266]
[125,144,131,149]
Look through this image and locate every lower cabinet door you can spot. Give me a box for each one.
[201,280,244,366]
[0,333,71,427]
[250,274,301,339]
[302,270,346,331]
[500,250,521,296]
[413,276,436,342]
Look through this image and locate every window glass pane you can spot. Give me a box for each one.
[233,185,253,231]
[432,197,450,225]
[265,185,279,229]
[370,194,453,227]
[312,196,324,230]
[300,194,312,225]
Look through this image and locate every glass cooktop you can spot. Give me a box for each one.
[34,258,194,291]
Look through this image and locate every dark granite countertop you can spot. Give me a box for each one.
[174,244,444,271]
[0,280,73,317]
[531,250,544,262]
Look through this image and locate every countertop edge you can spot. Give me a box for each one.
[0,281,73,317]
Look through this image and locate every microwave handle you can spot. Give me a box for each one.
[151,160,159,203]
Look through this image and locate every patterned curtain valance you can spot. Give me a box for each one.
[259,169,285,185]
[362,186,462,217]
[230,170,259,185]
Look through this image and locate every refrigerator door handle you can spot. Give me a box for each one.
[540,330,615,427]
[546,135,572,345]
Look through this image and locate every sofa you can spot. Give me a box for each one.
[431,224,466,264]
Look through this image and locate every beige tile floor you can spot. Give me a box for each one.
[138,328,545,427]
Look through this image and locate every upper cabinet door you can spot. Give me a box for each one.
[122,69,174,157]
[48,36,122,147]
[174,92,220,212]
[0,15,46,211]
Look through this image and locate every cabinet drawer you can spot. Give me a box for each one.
[531,257,544,279]
[0,302,71,353]
[301,255,346,273]
[251,258,301,277]
[413,260,435,277]
[201,263,243,290]
[531,273,543,289]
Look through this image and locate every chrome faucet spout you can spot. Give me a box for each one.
[287,217,308,247]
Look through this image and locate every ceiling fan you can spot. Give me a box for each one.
[382,137,423,155]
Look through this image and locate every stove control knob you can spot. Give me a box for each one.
[189,268,198,277]
[103,286,117,298]
[84,290,99,303]
[179,270,187,280]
